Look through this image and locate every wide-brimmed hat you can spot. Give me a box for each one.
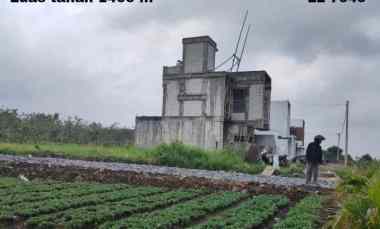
[314,135,326,141]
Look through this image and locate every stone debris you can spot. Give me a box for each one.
[0,154,336,190]
[18,174,30,182]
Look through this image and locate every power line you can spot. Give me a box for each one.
[289,102,346,107]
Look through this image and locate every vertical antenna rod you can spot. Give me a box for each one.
[236,24,251,72]
[231,10,248,72]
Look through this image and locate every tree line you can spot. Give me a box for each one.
[0,108,134,146]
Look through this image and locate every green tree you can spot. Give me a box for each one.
[0,108,134,146]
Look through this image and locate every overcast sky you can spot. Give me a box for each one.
[1,0,379,158]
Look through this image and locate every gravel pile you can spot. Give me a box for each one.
[0,154,336,190]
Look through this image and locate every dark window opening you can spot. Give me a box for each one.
[232,89,247,113]
[249,137,254,143]
[234,135,249,142]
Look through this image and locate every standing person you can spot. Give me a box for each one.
[305,135,325,184]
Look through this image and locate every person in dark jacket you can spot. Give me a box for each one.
[305,135,325,184]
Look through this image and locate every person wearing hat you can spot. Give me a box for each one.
[305,135,325,184]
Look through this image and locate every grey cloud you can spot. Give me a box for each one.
[104,1,380,62]
[0,0,379,157]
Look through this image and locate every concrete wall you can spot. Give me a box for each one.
[268,101,296,157]
[183,101,203,116]
[183,36,217,74]
[186,78,203,94]
[289,136,297,159]
[135,117,163,148]
[163,76,226,118]
[248,84,265,121]
[205,78,225,117]
[223,123,255,151]
[164,81,180,116]
[277,139,290,156]
[270,101,291,137]
[207,45,216,71]
[135,116,224,150]
[184,43,204,73]
[263,86,271,129]
[227,71,271,130]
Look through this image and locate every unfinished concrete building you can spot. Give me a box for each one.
[135,36,271,150]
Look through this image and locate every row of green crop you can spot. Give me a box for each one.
[0,177,24,189]
[0,185,164,220]
[0,183,129,206]
[192,195,289,229]
[273,195,322,229]
[0,181,81,197]
[100,191,247,229]
[26,189,206,229]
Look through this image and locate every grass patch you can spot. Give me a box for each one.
[330,160,380,229]
[0,142,264,175]
[277,163,305,178]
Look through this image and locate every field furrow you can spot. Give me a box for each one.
[99,191,247,229]
[26,189,206,229]
[190,195,289,229]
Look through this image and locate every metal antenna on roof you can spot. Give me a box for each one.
[230,10,248,72]
[236,24,251,72]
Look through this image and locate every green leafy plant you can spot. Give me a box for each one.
[192,195,289,229]
[0,185,162,220]
[26,189,205,229]
[100,191,246,229]
[278,163,305,178]
[273,195,322,229]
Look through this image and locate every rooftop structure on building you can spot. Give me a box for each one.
[135,36,272,150]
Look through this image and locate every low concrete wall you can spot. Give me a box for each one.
[135,117,163,148]
[135,116,224,150]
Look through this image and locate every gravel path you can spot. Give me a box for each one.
[0,154,336,190]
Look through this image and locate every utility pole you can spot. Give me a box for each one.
[345,100,350,167]
[337,132,341,162]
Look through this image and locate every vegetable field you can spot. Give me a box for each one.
[0,177,323,229]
